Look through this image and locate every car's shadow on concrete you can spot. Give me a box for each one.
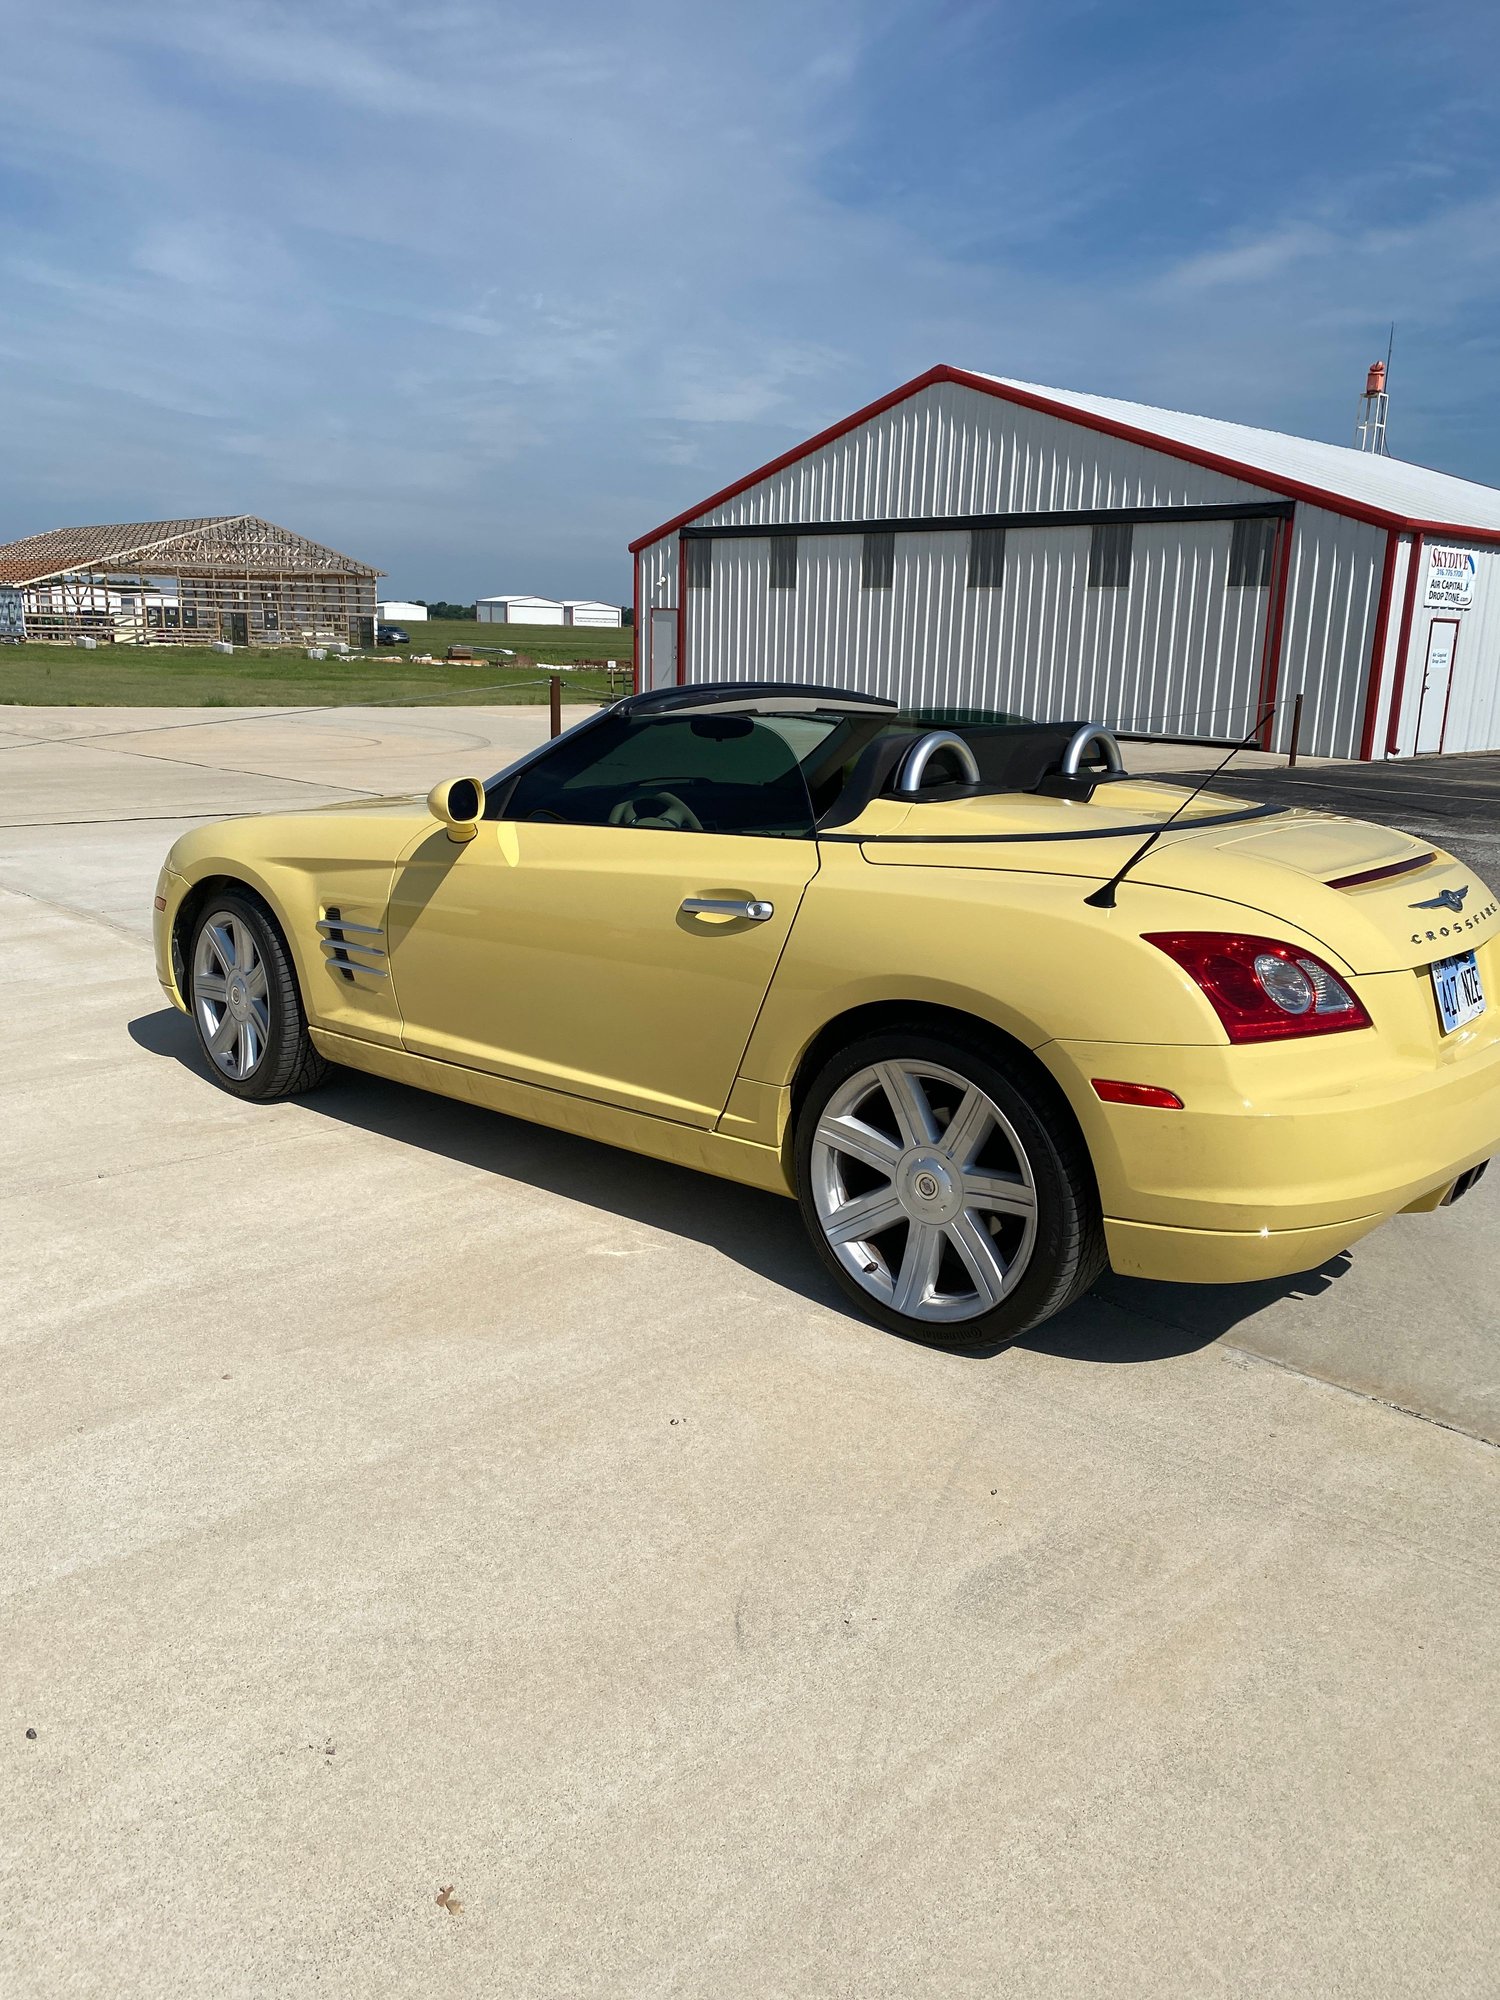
[128,1007,1351,1365]
[1032,1261,1351,1364]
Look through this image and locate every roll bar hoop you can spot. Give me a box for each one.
[1059,725,1124,778]
[893,730,982,795]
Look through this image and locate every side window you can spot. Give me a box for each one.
[500,715,816,838]
[967,526,1006,588]
[1087,522,1133,589]
[862,531,895,589]
[1229,517,1278,586]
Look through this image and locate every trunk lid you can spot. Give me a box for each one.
[850,780,1499,973]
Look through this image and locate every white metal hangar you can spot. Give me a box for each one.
[477,594,567,625]
[476,595,623,627]
[628,365,1500,760]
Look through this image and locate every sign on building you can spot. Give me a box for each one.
[0,586,24,638]
[1424,546,1477,610]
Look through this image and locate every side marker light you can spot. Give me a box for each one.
[1091,1079,1184,1109]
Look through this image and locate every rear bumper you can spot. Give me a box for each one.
[1103,1212,1388,1285]
[1041,1019,1500,1282]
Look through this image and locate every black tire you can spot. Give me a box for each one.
[794,1026,1105,1351]
[188,891,329,1102]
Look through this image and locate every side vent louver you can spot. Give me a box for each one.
[318,906,388,983]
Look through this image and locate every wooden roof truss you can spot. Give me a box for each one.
[2,515,383,649]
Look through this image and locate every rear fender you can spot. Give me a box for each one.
[737,855,1342,1087]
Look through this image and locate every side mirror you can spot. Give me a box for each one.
[428,775,484,843]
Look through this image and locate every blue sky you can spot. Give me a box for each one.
[3,0,1499,604]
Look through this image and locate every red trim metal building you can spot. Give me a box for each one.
[629,365,1500,760]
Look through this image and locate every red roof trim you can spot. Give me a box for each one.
[628,366,952,551]
[629,364,1500,552]
[1399,517,1500,544]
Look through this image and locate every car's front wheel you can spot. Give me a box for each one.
[188,892,328,1101]
[794,1027,1105,1349]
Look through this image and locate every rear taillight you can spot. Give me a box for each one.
[1143,932,1372,1043]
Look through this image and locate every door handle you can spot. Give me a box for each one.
[680,897,775,922]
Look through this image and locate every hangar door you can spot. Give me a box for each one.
[678,502,1291,744]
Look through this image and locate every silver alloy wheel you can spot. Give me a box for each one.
[192,910,271,1081]
[810,1059,1038,1324]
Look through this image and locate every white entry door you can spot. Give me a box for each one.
[648,608,677,690]
[1415,619,1459,754]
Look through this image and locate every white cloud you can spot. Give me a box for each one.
[2,0,1500,598]
[1165,223,1335,293]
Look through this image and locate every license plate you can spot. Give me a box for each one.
[1432,951,1485,1034]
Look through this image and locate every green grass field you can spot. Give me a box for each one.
[0,621,634,708]
[389,617,631,666]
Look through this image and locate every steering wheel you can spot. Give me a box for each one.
[607,788,703,832]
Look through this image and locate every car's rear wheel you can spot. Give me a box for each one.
[795,1027,1105,1349]
[189,893,328,1102]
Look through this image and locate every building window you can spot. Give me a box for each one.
[1088,522,1133,589]
[968,526,1006,589]
[686,539,712,589]
[770,536,798,590]
[861,531,895,589]
[1229,517,1278,587]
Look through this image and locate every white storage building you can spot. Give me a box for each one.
[477,594,566,625]
[377,600,428,622]
[562,599,624,628]
[476,594,621,628]
[629,365,1500,760]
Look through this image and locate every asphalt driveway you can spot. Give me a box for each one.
[3,705,1498,1999]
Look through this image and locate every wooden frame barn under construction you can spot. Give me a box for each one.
[0,517,382,649]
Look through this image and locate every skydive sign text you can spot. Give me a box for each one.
[1424,546,1477,610]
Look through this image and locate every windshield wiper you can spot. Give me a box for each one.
[1084,706,1274,910]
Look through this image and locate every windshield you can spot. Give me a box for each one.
[493,711,820,837]
[483,698,1058,836]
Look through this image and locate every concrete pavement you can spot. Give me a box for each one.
[0,705,596,933]
[2,704,1498,1998]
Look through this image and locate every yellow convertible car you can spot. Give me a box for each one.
[153,683,1500,1349]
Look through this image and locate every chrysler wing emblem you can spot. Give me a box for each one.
[1411,885,1470,913]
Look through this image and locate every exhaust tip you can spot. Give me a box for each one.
[1441,1161,1490,1206]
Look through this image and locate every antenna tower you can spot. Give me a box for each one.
[1354,327,1394,454]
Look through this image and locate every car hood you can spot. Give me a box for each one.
[848,780,1499,974]
[162,794,433,881]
